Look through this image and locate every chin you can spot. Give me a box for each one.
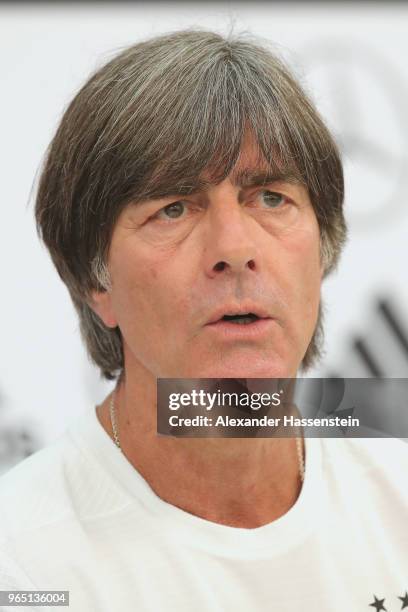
[182,357,296,379]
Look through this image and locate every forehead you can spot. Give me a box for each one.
[194,133,303,193]
[129,130,304,207]
[232,130,268,171]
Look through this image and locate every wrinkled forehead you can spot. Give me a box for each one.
[208,132,300,186]
[141,130,303,202]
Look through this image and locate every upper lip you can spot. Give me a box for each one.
[206,303,272,325]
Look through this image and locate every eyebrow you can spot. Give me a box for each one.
[133,168,302,206]
[182,169,302,193]
[229,168,302,189]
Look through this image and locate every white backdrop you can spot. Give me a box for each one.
[1,2,407,472]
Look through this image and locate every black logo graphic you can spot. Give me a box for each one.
[369,596,387,611]
[368,592,408,611]
[398,592,408,610]
[327,297,408,379]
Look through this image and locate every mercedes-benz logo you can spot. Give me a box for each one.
[299,40,408,229]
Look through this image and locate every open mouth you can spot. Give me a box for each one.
[221,313,260,325]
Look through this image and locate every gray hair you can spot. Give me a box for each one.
[35,29,346,380]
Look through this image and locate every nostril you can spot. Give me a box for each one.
[213,259,255,272]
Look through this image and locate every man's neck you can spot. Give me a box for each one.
[96,374,304,529]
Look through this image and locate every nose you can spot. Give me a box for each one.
[203,192,261,279]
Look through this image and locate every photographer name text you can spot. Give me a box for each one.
[168,415,360,428]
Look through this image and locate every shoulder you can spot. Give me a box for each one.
[319,435,408,506]
[0,424,129,547]
[0,433,79,543]
[321,435,408,473]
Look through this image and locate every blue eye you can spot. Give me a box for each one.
[158,201,186,219]
[260,191,285,208]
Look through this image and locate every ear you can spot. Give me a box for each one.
[88,290,118,328]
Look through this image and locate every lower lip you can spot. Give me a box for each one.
[205,318,275,339]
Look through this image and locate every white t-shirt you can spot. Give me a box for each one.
[0,406,407,612]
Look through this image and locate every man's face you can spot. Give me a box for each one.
[92,138,322,379]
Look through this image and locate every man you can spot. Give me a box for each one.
[1,29,407,612]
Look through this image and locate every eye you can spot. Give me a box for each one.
[259,190,287,208]
[156,201,186,220]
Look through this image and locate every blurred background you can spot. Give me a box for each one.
[1,1,407,473]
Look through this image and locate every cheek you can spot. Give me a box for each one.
[279,224,322,309]
[110,241,188,335]
[109,241,161,327]
[298,240,321,328]
[147,264,158,281]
